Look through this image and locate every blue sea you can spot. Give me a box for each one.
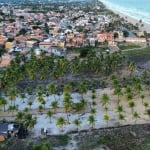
[99,0,150,24]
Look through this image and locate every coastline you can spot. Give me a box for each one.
[113,10,150,33]
[99,0,150,33]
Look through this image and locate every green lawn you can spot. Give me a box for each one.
[118,43,141,50]
[123,47,150,56]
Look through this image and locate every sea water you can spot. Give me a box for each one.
[99,0,150,24]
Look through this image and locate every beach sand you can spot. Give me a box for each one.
[113,10,150,33]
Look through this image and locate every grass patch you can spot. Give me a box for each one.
[118,43,141,50]
[52,135,69,146]
[123,47,150,56]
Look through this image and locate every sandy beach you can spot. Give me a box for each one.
[112,10,150,33]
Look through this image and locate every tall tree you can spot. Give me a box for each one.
[88,115,95,129]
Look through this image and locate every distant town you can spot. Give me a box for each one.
[0,0,148,67]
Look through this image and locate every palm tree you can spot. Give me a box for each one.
[51,101,58,113]
[48,83,57,101]
[56,117,66,132]
[132,112,140,123]
[0,97,7,112]
[8,88,18,106]
[116,105,124,115]
[38,105,43,113]
[145,109,150,118]
[126,93,133,101]
[140,94,145,104]
[72,102,85,119]
[103,114,109,127]
[88,115,95,129]
[78,81,87,99]
[101,93,109,113]
[41,100,46,110]
[143,102,149,111]
[114,86,122,105]
[64,84,72,93]
[127,61,136,75]
[47,110,53,123]
[15,111,24,124]
[28,101,33,110]
[63,92,72,123]
[23,107,29,113]
[20,93,26,103]
[90,108,96,115]
[135,83,142,97]
[8,105,16,116]
[128,101,135,114]
[118,113,125,125]
[24,114,37,129]
[73,119,81,132]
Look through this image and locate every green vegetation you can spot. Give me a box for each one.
[118,43,141,50]
[123,47,150,57]
[33,140,52,150]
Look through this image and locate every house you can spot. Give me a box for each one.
[0,36,7,47]
[49,46,65,57]
[26,40,38,48]
[5,42,14,50]
[97,33,113,42]
[39,41,52,51]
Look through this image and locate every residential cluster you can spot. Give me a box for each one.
[0,2,146,67]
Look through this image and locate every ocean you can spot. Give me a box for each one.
[99,0,150,24]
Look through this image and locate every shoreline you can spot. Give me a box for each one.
[99,0,150,33]
[113,10,150,33]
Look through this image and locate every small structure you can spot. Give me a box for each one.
[0,122,19,140]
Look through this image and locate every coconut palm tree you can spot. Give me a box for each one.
[143,102,149,111]
[23,107,29,113]
[63,92,72,123]
[24,114,37,129]
[20,93,26,103]
[103,114,109,127]
[64,84,72,93]
[126,93,133,101]
[78,81,87,99]
[88,115,95,129]
[116,105,124,115]
[46,110,53,123]
[118,113,125,125]
[38,105,43,113]
[56,117,66,132]
[8,88,18,106]
[101,93,109,113]
[140,94,145,104]
[132,112,140,123]
[90,108,96,115]
[128,101,135,114]
[72,102,85,119]
[114,86,122,105]
[8,105,16,116]
[135,83,142,97]
[145,109,150,118]
[0,97,7,112]
[48,83,57,101]
[15,111,24,124]
[51,101,58,114]
[41,100,46,110]
[73,119,81,132]
[127,61,136,75]
[27,101,33,110]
